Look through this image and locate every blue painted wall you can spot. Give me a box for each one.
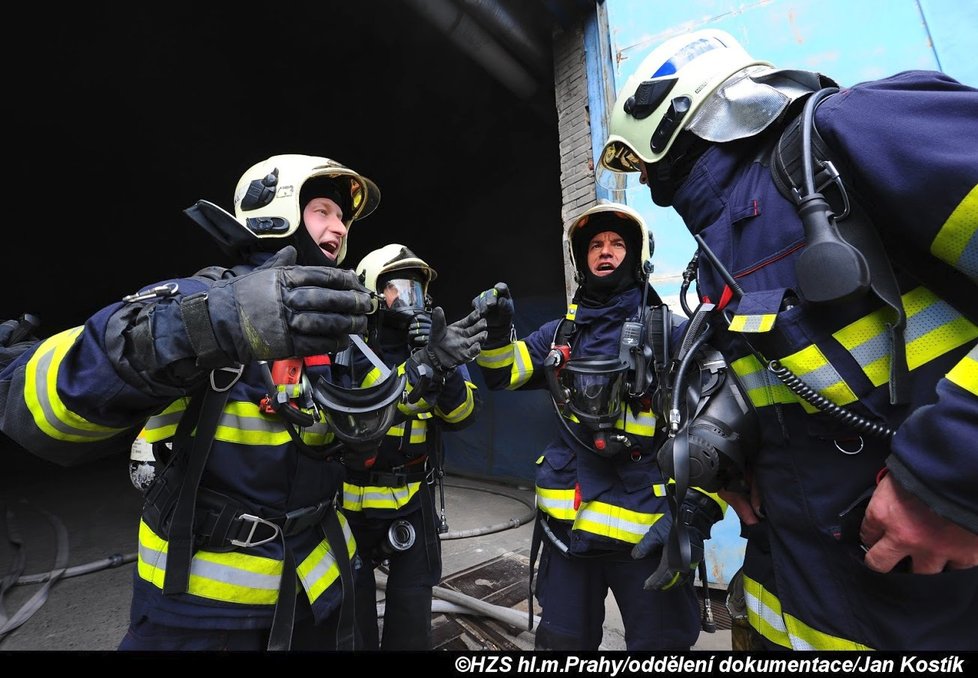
[596,0,978,586]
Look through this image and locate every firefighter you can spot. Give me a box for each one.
[600,29,978,649]
[0,154,480,650]
[471,203,725,650]
[345,244,483,650]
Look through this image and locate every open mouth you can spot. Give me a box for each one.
[319,240,339,259]
[597,262,615,272]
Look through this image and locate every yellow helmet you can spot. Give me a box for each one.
[601,29,770,173]
[565,202,652,285]
[233,154,380,264]
[356,244,438,314]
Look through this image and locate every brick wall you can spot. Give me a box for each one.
[552,21,596,302]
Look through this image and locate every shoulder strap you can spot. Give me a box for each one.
[162,368,241,596]
[772,92,978,361]
[771,91,910,404]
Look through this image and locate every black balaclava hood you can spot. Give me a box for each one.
[572,213,641,305]
[646,131,711,207]
[292,176,351,268]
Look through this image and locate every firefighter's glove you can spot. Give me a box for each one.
[415,306,487,377]
[632,491,722,591]
[0,313,40,369]
[408,310,432,349]
[184,246,372,367]
[472,283,514,346]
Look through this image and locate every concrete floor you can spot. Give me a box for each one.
[1,451,730,652]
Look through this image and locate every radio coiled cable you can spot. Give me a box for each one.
[767,359,895,440]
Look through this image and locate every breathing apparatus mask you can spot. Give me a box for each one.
[545,203,660,458]
[546,354,633,458]
[356,244,436,333]
[312,334,406,464]
[378,274,429,330]
[653,299,758,494]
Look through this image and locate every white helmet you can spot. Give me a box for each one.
[356,244,438,314]
[565,202,652,285]
[601,29,770,172]
[233,154,380,264]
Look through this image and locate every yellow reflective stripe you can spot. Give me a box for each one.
[477,343,514,369]
[743,574,873,650]
[341,481,421,511]
[396,363,433,415]
[23,327,130,442]
[615,408,657,436]
[297,512,356,604]
[509,341,534,389]
[781,344,857,407]
[835,287,978,387]
[931,183,978,281]
[136,519,282,605]
[141,399,191,442]
[903,288,978,370]
[213,401,331,446]
[652,484,667,497]
[408,418,427,444]
[566,304,578,321]
[947,345,978,396]
[732,354,797,408]
[436,382,476,424]
[361,365,384,387]
[743,574,793,649]
[476,341,534,388]
[535,486,576,520]
[692,488,728,514]
[783,613,873,651]
[729,313,776,333]
[574,501,660,544]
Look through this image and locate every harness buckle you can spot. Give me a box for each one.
[281,501,330,535]
[230,514,282,548]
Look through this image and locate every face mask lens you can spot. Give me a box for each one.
[381,278,426,311]
[558,357,628,424]
[313,372,406,452]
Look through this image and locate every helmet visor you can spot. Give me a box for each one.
[601,140,645,173]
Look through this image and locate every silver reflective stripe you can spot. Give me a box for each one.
[298,547,337,592]
[745,588,788,636]
[510,342,533,389]
[536,495,575,516]
[32,349,116,440]
[794,361,844,394]
[905,298,961,343]
[736,366,781,393]
[575,504,649,540]
[137,542,280,591]
[846,333,890,370]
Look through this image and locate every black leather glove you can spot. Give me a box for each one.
[471,282,514,345]
[182,246,373,367]
[407,310,432,348]
[414,306,487,376]
[0,313,40,369]
[631,491,722,591]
